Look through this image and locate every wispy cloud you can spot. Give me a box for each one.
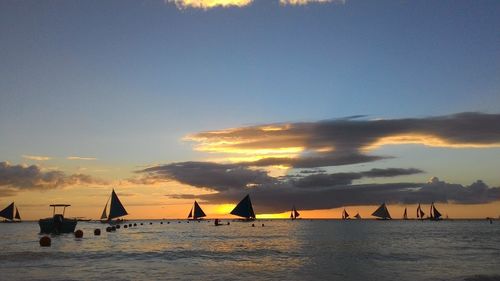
[67,156,97,161]
[186,112,500,168]
[280,0,341,6]
[22,155,51,161]
[167,0,253,9]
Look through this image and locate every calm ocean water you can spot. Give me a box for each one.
[0,220,499,281]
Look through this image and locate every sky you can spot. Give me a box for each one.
[0,0,499,220]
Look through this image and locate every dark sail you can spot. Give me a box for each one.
[342,209,349,219]
[15,207,21,220]
[372,203,391,219]
[432,203,442,219]
[101,201,108,220]
[230,194,255,219]
[193,201,206,219]
[0,202,14,220]
[188,207,193,219]
[108,189,128,220]
[294,209,300,218]
[403,208,408,220]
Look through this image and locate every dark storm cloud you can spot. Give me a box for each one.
[138,161,498,213]
[0,161,108,195]
[188,112,500,168]
[138,161,276,191]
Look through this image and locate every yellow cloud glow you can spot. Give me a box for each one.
[167,0,252,9]
[22,155,51,161]
[280,0,340,6]
[364,134,500,151]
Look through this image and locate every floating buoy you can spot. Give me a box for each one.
[150,222,153,225]
[115,225,121,229]
[124,225,128,229]
[167,222,170,224]
[134,223,137,227]
[129,224,132,227]
[227,222,230,225]
[187,221,190,224]
[74,229,83,238]
[160,222,163,224]
[111,226,116,231]
[252,224,255,227]
[262,224,264,227]
[106,226,112,232]
[178,221,181,223]
[140,223,143,225]
[39,236,51,247]
[94,229,101,236]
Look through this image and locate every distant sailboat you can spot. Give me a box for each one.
[100,189,128,224]
[290,206,300,220]
[429,202,442,221]
[0,202,22,223]
[354,213,362,219]
[342,208,350,220]
[403,208,408,220]
[372,203,391,220]
[416,203,425,220]
[230,194,256,221]
[188,200,206,220]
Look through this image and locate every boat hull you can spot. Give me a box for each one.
[39,216,77,234]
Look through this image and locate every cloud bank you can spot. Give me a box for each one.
[136,161,500,213]
[186,112,500,168]
[0,162,107,196]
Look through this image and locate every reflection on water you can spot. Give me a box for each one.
[0,220,499,280]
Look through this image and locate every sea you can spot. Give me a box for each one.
[0,219,499,281]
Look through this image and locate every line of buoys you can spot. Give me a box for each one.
[94,229,101,236]
[74,229,83,238]
[39,236,51,247]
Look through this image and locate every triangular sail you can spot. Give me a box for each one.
[430,204,434,219]
[342,209,349,219]
[354,213,361,219]
[188,207,193,219]
[372,203,391,219]
[230,194,255,219]
[108,189,128,220]
[15,207,21,220]
[0,202,14,220]
[290,211,294,218]
[432,203,442,219]
[294,208,300,218]
[100,201,108,220]
[193,201,206,219]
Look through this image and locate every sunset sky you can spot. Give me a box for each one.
[1,0,499,220]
